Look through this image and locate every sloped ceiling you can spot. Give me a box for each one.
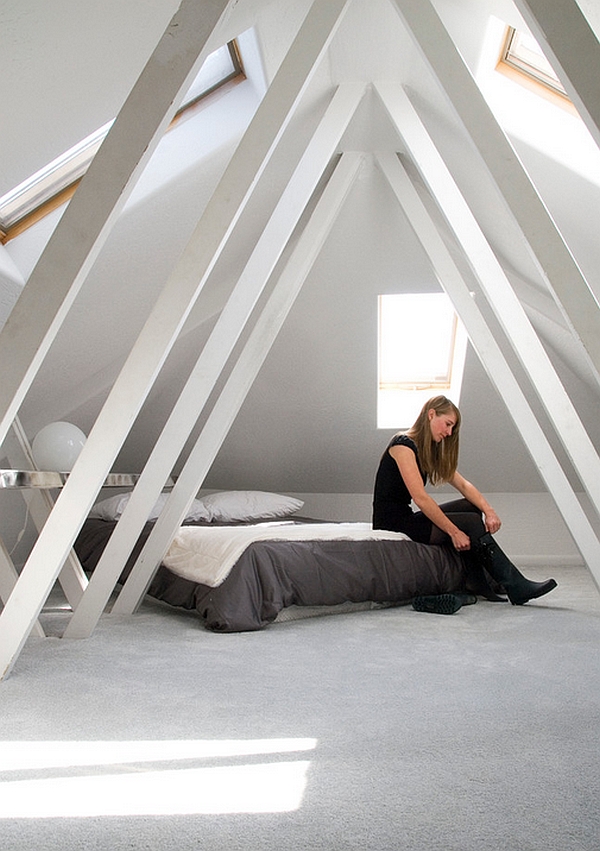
[1,0,599,496]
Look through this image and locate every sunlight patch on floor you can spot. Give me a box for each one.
[0,738,317,818]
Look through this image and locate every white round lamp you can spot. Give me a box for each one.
[32,422,87,472]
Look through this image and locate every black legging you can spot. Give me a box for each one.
[403,499,485,544]
[421,498,486,545]
[373,497,486,545]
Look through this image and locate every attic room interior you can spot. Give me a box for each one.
[0,0,600,847]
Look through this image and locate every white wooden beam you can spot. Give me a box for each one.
[512,0,600,149]
[63,88,364,638]
[0,540,44,638]
[0,0,352,679]
[12,491,87,610]
[388,0,600,386]
[0,0,234,448]
[377,151,600,587]
[8,418,87,609]
[114,153,365,615]
[376,82,600,525]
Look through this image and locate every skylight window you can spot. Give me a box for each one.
[476,17,598,184]
[377,293,467,429]
[0,41,242,241]
[498,27,568,101]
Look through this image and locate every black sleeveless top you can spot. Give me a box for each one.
[372,434,428,535]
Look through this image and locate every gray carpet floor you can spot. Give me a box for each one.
[0,564,599,850]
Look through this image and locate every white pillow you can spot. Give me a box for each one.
[90,491,211,523]
[89,493,129,521]
[200,490,304,522]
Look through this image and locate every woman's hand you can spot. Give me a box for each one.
[484,509,501,534]
[449,528,471,552]
[450,473,502,535]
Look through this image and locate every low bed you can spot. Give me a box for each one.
[74,490,467,632]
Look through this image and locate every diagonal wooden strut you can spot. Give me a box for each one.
[113,153,365,616]
[376,82,600,528]
[0,540,44,638]
[512,0,600,150]
[0,0,234,448]
[377,151,600,590]
[389,0,600,387]
[0,0,353,679]
[63,85,365,639]
[8,418,88,609]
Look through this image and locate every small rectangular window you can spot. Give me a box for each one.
[377,293,467,428]
[0,42,242,240]
[499,27,568,99]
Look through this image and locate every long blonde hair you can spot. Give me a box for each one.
[405,395,461,485]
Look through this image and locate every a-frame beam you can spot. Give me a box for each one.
[377,151,600,588]
[7,418,87,609]
[0,0,353,680]
[0,540,45,639]
[63,85,364,639]
[113,153,365,616]
[389,0,600,387]
[512,0,600,149]
[0,0,233,448]
[376,83,600,526]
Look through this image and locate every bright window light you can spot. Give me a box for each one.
[476,18,600,186]
[378,293,467,429]
[0,42,241,237]
[0,738,317,818]
[501,27,567,97]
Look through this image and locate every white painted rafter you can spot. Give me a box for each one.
[0,0,598,684]
[0,0,353,680]
[376,82,600,525]
[388,0,600,387]
[0,0,235,448]
[63,86,365,639]
[0,540,45,639]
[377,150,600,586]
[512,0,600,149]
[113,152,365,616]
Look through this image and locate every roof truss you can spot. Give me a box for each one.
[1,0,599,679]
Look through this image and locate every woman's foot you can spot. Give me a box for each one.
[508,577,558,606]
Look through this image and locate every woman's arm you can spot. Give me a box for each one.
[449,471,501,534]
[389,445,471,551]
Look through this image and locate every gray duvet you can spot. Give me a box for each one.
[75,518,467,632]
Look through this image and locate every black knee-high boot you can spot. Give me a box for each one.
[475,532,557,606]
[461,550,506,602]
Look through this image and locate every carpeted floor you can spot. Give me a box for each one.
[0,564,599,850]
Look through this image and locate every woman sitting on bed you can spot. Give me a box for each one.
[372,395,557,607]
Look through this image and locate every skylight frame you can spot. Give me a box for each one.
[0,41,243,242]
[377,293,468,429]
[498,27,569,102]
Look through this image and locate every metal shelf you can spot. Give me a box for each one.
[0,470,146,489]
